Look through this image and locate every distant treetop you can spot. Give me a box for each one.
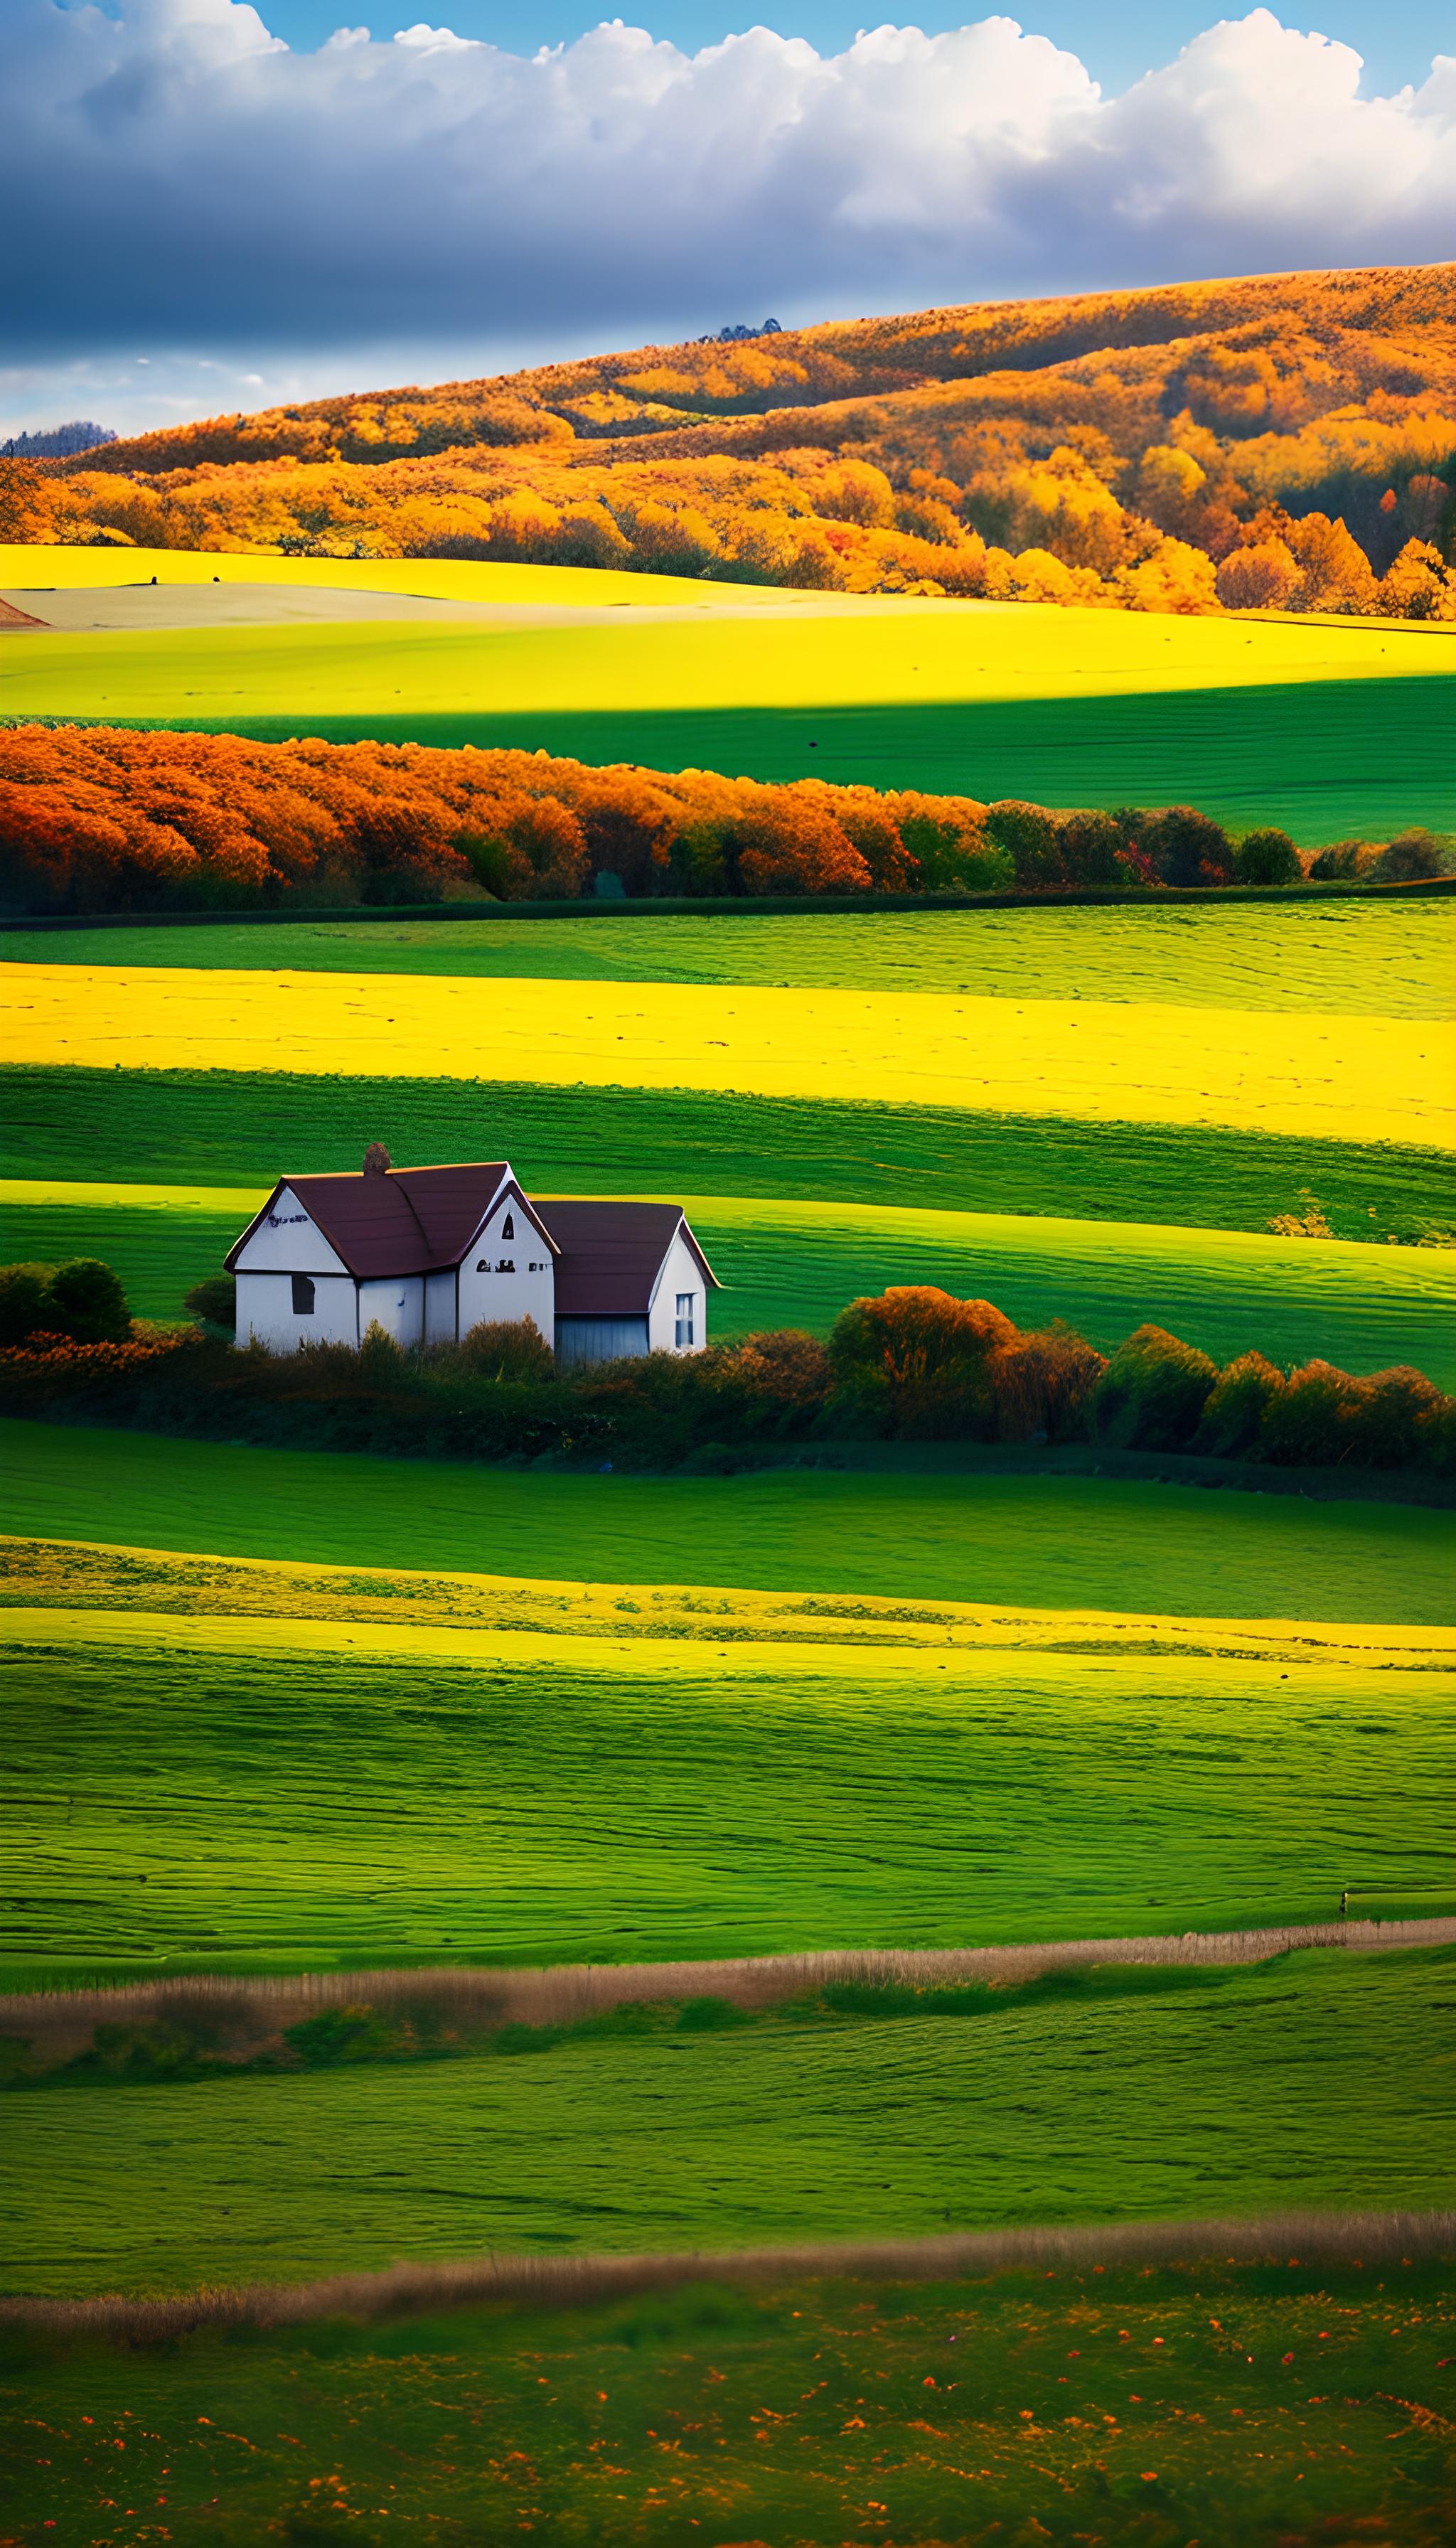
[1,421,117,459]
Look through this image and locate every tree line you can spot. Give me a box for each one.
[2,722,1447,914]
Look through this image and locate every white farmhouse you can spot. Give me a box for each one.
[225,1150,719,1365]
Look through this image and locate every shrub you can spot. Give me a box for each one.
[42,1257,132,1344]
[184,1273,237,1330]
[451,1316,555,1383]
[1138,807,1234,889]
[358,1319,407,1381]
[983,801,1066,889]
[1307,840,1369,879]
[284,2006,408,2068]
[986,1321,1107,1442]
[1058,810,1128,890]
[0,1263,53,1346]
[1233,828,1302,886]
[1091,1323,1219,1452]
[1194,1351,1285,1458]
[828,1287,1017,1438]
[1371,828,1449,883]
[1256,1360,1363,1467]
[1338,1364,1447,1470]
[714,1327,832,1412]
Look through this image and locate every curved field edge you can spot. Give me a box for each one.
[5,899,1451,1020]
[5,1421,1453,1620]
[4,1950,1454,2297]
[6,964,1445,1150]
[9,1534,1447,1669]
[9,1066,1449,1242]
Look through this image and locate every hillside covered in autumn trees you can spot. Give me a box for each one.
[5,264,1455,619]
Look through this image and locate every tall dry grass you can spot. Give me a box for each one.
[6,1914,1453,2068]
[3,2211,1451,2343]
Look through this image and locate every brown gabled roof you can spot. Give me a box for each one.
[225,1162,552,1278]
[534,1200,720,1318]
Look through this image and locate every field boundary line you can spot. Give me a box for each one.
[9,877,1455,929]
[4,2209,1452,2338]
[6,1915,1454,2031]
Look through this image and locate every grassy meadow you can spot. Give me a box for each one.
[6,1947,1455,2297]
[6,1061,1450,1246]
[6,896,1452,1015]
[6,1418,1452,1618]
[7,1607,1452,1977]
[6,2261,1455,2547]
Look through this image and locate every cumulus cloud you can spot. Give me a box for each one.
[4,2,1455,381]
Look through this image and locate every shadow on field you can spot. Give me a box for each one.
[112,676,1456,841]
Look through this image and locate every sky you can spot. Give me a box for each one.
[4,3,1455,439]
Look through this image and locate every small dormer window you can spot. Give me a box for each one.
[502,1213,515,1241]
[291,1274,316,1316]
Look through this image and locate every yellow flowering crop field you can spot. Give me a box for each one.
[0,541,792,615]
[11,1536,1447,1673]
[6,962,1445,1146]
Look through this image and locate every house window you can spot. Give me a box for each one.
[291,1273,316,1316]
[675,1291,695,1347]
[502,1213,515,1241]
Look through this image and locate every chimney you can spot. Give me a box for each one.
[363,1142,391,1177]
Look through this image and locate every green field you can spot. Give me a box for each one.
[7,1420,1452,1621]
[6,899,1452,1016]
[6,1949,1453,2296]
[9,1615,1452,1975]
[4,611,1455,837]
[6,2264,1453,2548]
[11,1180,1455,1379]
[6,1065,1451,1244]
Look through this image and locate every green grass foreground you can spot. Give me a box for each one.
[6,1622,1452,1974]
[5,1066,1451,1243]
[6,1419,1453,1620]
[8,2260,1453,2547]
[5,1951,1455,2297]
[6,899,1451,1017]
[9,1186,1454,1381]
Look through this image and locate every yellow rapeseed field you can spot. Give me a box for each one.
[10,1536,1447,1672]
[9,1603,1450,1693]
[0,542,789,615]
[4,963,1447,1147]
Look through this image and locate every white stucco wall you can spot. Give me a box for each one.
[456,1194,555,1345]
[237,1270,359,1351]
[424,1268,458,1345]
[359,1275,424,1347]
[648,1228,710,1355]
[232,1189,349,1275]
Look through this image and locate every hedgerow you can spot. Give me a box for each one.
[1,1272,1451,1479]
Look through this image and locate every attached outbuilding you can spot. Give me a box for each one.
[224,1150,719,1364]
